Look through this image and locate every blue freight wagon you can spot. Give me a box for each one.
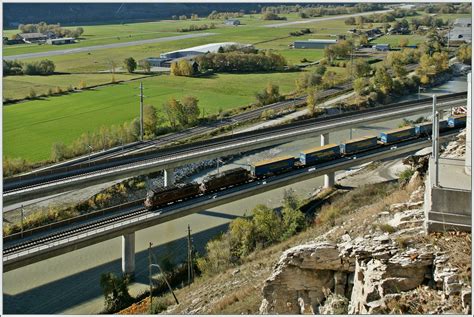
[380,126,417,144]
[300,144,340,165]
[448,115,467,128]
[416,120,450,136]
[415,122,432,136]
[340,136,379,155]
[251,155,295,177]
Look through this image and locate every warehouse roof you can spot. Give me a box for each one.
[164,42,251,56]
[295,39,337,44]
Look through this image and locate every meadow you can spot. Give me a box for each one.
[371,34,427,47]
[3,71,304,161]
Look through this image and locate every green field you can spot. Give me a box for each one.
[2,73,148,100]
[371,34,427,47]
[3,9,471,163]
[3,71,304,161]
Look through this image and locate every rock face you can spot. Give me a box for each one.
[259,195,468,315]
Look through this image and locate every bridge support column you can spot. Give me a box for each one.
[122,232,135,278]
[164,168,175,187]
[321,133,335,188]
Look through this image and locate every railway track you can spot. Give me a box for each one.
[3,203,148,256]
[4,91,466,197]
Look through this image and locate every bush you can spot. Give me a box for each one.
[398,168,414,185]
[100,272,134,313]
[196,233,234,276]
[23,59,55,75]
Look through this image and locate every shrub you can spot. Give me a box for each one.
[196,233,233,276]
[379,223,396,233]
[100,272,134,313]
[398,168,414,185]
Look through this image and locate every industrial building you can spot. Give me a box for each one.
[224,19,240,26]
[372,43,390,51]
[46,37,76,45]
[448,18,472,44]
[144,42,253,68]
[293,39,337,49]
[17,32,47,43]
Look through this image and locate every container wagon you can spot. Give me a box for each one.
[380,126,417,144]
[144,183,200,210]
[340,136,379,155]
[251,155,295,177]
[299,144,340,166]
[200,168,250,192]
[448,115,467,128]
[415,122,433,136]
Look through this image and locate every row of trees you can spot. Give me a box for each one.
[207,10,244,20]
[170,60,196,76]
[18,22,84,38]
[261,12,286,20]
[421,3,471,14]
[260,3,383,17]
[3,59,55,76]
[195,51,287,73]
[197,189,306,276]
[177,23,216,32]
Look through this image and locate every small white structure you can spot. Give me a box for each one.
[372,43,390,51]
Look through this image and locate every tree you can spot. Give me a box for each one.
[99,272,134,313]
[123,57,137,73]
[181,95,200,126]
[177,60,194,76]
[162,98,180,128]
[392,63,407,78]
[399,37,409,48]
[255,83,282,106]
[352,58,371,78]
[139,60,151,73]
[143,105,157,138]
[252,204,283,246]
[353,77,368,96]
[229,217,256,257]
[358,34,369,46]
[457,44,472,65]
[372,66,393,95]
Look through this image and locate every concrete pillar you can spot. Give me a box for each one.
[122,232,135,277]
[465,72,471,176]
[320,133,335,188]
[164,168,175,187]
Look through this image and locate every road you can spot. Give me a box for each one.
[3,33,216,61]
[263,9,392,28]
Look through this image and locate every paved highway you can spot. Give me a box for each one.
[3,33,216,60]
[3,129,460,272]
[2,92,466,205]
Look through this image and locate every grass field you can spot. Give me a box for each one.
[371,34,427,47]
[2,73,148,100]
[3,71,304,161]
[3,9,471,163]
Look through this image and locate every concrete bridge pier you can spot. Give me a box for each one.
[320,133,335,188]
[122,232,135,278]
[164,168,175,187]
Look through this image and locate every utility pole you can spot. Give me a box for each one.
[187,225,192,286]
[139,82,144,142]
[20,205,24,238]
[149,242,153,314]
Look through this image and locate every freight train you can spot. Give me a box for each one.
[144,116,466,210]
